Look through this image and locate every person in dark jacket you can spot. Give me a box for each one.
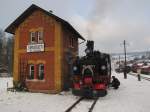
[111,76,120,89]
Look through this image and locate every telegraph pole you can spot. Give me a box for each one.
[119,55,120,69]
[123,40,127,79]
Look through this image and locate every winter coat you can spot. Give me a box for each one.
[111,78,120,89]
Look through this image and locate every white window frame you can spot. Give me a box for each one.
[30,32,36,43]
[37,31,43,43]
[29,64,34,79]
[38,64,44,80]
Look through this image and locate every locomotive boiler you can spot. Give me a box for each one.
[72,40,111,98]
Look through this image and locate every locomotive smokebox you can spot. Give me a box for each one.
[85,40,94,54]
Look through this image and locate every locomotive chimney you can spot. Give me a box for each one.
[85,40,94,54]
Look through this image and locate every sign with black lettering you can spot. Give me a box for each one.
[27,44,44,52]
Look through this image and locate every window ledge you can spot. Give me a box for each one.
[28,40,44,44]
[26,79,45,82]
[38,40,44,44]
[69,46,74,48]
[29,42,37,44]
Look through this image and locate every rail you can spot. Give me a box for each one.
[64,97,99,112]
[88,98,99,112]
[64,97,84,112]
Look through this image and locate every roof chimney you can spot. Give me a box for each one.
[49,10,53,13]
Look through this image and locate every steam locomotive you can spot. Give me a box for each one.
[72,40,111,98]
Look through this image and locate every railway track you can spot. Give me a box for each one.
[88,98,99,112]
[64,97,84,112]
[64,97,99,112]
[129,73,150,81]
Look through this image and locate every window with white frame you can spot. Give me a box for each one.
[37,31,43,43]
[29,31,43,43]
[29,64,34,79]
[30,32,36,43]
[38,64,44,80]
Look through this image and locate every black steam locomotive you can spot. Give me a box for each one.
[72,40,111,98]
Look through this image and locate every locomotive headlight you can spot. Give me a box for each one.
[80,80,83,85]
[101,65,106,70]
[93,90,97,95]
[73,66,77,71]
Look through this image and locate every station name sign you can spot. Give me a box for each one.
[27,44,44,52]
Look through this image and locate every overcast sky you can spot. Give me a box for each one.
[0,0,150,54]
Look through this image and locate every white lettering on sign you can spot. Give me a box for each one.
[27,44,44,52]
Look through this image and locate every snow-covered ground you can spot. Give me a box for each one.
[0,72,150,112]
[93,72,150,112]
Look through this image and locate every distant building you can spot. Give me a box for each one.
[5,4,85,93]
